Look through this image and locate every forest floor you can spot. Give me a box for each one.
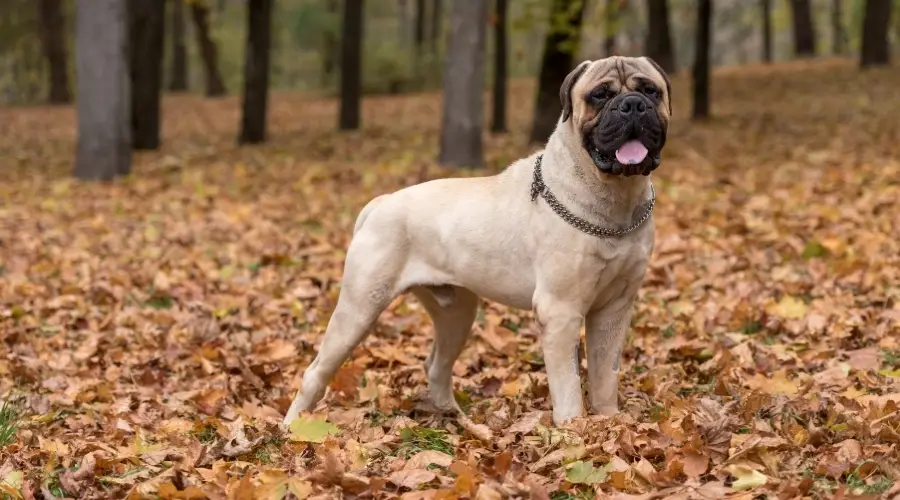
[1,58,900,500]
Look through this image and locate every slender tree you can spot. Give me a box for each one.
[37,0,72,104]
[239,0,273,144]
[439,0,488,167]
[322,0,339,86]
[761,0,773,63]
[831,0,848,55]
[190,2,227,96]
[169,0,189,91]
[491,0,508,133]
[790,0,817,57]
[530,0,588,144]
[645,0,675,73]
[430,0,443,51]
[604,0,620,57]
[692,0,712,120]
[415,0,426,49]
[340,0,364,130]
[129,0,166,150]
[860,0,893,67]
[75,0,131,180]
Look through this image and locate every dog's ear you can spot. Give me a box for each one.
[642,56,672,114]
[560,60,591,123]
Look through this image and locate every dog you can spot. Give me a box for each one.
[283,56,671,426]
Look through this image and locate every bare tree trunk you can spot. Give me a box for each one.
[415,0,426,49]
[339,0,364,130]
[491,0,508,133]
[430,0,443,51]
[830,0,847,55]
[191,3,226,96]
[761,0,773,63]
[169,0,188,91]
[692,0,712,120]
[860,0,893,67]
[322,0,339,87]
[790,0,817,57]
[75,0,131,180]
[529,0,588,144]
[129,0,166,150]
[439,0,488,167]
[37,0,72,104]
[604,0,619,57]
[645,0,675,72]
[239,0,273,144]
[398,0,411,48]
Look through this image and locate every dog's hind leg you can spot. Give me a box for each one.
[282,226,401,427]
[412,286,479,412]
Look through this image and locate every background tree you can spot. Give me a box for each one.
[530,0,587,144]
[169,0,189,91]
[831,0,847,55]
[761,0,772,63]
[604,0,621,57]
[129,0,166,150]
[321,0,339,87]
[430,0,443,52]
[693,0,712,120]
[860,0,893,67]
[239,0,273,144]
[439,0,488,167]
[645,0,675,73]
[190,2,226,96]
[340,0,364,130]
[75,0,131,180]
[790,0,816,57]
[37,0,71,104]
[491,0,508,134]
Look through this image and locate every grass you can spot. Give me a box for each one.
[396,426,454,458]
[0,398,21,447]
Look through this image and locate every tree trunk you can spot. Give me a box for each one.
[604,0,619,57]
[761,0,772,63]
[491,0,508,133]
[398,0,411,48]
[645,0,675,73]
[438,0,488,167]
[860,0,893,67]
[529,0,588,144]
[322,0,339,87]
[37,0,72,104]
[339,0,364,130]
[415,0,426,49]
[430,0,443,51]
[129,0,166,150]
[75,0,131,180]
[831,0,847,55]
[190,3,226,96]
[239,0,273,144]
[692,0,711,120]
[169,0,188,91]
[790,0,817,57]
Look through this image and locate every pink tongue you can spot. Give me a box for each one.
[615,140,649,165]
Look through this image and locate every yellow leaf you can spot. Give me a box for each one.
[727,464,768,490]
[288,415,340,443]
[768,295,808,320]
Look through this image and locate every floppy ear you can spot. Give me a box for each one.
[559,60,591,123]
[642,56,672,114]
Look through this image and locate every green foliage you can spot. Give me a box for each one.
[0,398,21,447]
[396,426,453,458]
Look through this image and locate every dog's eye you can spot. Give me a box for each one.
[588,85,613,103]
[642,85,660,99]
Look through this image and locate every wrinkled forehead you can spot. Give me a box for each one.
[574,57,664,93]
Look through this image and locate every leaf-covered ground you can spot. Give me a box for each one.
[2,59,900,500]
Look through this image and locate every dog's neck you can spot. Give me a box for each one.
[539,121,653,231]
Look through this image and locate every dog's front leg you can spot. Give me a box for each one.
[584,297,635,416]
[534,299,585,425]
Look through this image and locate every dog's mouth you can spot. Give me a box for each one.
[588,139,661,177]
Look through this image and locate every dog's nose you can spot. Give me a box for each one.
[618,95,647,115]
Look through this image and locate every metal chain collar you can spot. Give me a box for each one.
[530,154,656,238]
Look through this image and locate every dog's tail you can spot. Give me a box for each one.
[353,194,389,236]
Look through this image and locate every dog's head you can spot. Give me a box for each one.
[560,56,671,177]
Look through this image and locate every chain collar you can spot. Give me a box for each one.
[530,154,655,238]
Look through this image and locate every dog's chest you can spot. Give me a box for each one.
[574,231,654,308]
